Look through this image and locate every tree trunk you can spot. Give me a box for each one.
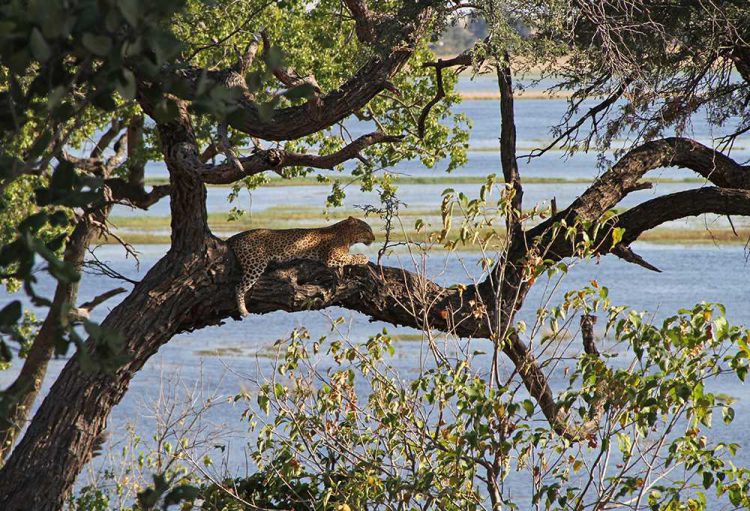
[0,236,234,509]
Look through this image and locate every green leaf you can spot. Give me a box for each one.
[153,98,179,122]
[82,33,112,56]
[118,0,140,26]
[0,301,22,328]
[722,406,735,424]
[30,27,51,62]
[611,227,625,248]
[163,484,200,507]
[522,399,534,417]
[117,69,136,100]
[263,45,283,69]
[283,83,315,100]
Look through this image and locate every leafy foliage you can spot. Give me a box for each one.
[223,298,750,510]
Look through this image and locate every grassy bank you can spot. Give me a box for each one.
[460,90,574,100]
[145,175,704,188]
[102,206,750,248]
[99,228,750,248]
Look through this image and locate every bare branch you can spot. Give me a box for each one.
[419,39,485,138]
[524,79,631,159]
[83,249,140,285]
[611,244,661,272]
[105,178,171,210]
[71,288,128,320]
[103,133,127,171]
[57,151,103,174]
[199,143,219,164]
[90,119,123,161]
[216,123,244,175]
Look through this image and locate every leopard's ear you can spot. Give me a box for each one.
[347,216,356,222]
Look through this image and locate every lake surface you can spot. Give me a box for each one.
[1,243,748,505]
[3,74,750,506]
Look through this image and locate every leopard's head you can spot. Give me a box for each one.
[343,216,375,246]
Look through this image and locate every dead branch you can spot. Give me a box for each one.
[524,79,631,159]
[71,288,128,320]
[105,179,170,210]
[216,123,244,174]
[83,249,140,285]
[419,39,485,138]
[89,119,123,161]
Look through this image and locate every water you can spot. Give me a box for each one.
[2,244,749,496]
[4,75,750,506]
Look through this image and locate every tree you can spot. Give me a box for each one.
[1,0,749,509]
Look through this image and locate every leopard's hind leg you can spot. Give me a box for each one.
[236,263,266,317]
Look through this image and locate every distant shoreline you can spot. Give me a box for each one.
[101,206,749,248]
[97,229,750,248]
[460,90,574,100]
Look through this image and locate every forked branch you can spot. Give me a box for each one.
[528,136,750,245]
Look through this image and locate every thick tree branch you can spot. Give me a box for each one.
[184,257,570,438]
[496,57,522,233]
[105,178,171,209]
[225,1,437,140]
[160,2,435,142]
[527,137,750,244]
[198,131,402,184]
[343,0,378,44]
[539,187,750,267]
[731,43,750,86]
[71,288,127,321]
[613,187,750,246]
[137,95,212,251]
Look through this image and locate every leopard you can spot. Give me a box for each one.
[227,216,375,317]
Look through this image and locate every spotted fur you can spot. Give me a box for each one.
[227,216,375,317]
